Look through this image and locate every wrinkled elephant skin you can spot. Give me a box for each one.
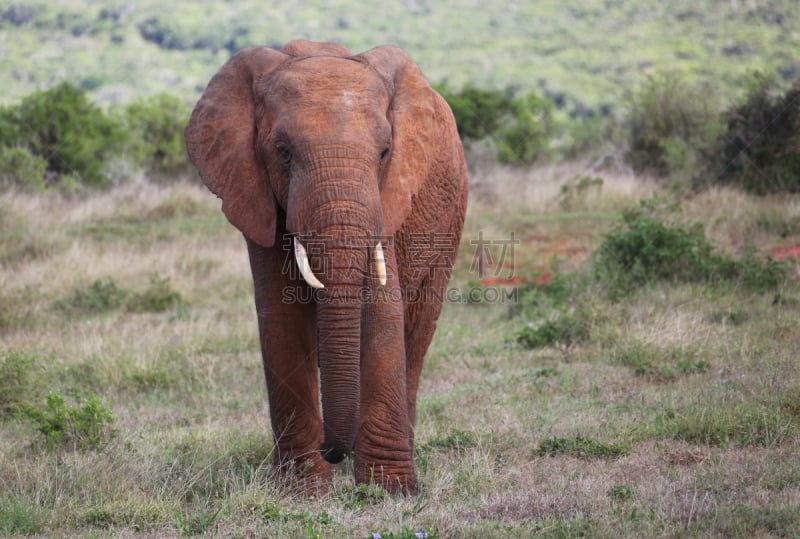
[185,40,468,495]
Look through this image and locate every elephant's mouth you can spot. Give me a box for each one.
[293,237,387,289]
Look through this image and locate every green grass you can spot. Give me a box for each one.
[1,168,799,536]
[536,435,630,459]
[2,0,798,114]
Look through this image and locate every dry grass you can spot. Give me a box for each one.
[1,164,799,537]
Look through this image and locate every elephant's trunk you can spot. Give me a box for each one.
[315,243,367,463]
[288,146,385,463]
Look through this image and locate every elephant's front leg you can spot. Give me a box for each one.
[246,237,331,494]
[357,243,416,494]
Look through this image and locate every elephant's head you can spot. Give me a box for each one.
[185,40,450,462]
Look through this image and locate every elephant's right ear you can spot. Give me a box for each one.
[185,47,287,248]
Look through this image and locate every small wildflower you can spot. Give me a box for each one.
[416,533,429,539]
[372,534,381,539]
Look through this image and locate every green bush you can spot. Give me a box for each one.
[516,311,589,350]
[626,72,719,178]
[514,273,576,314]
[0,351,35,417]
[592,203,788,296]
[438,84,554,165]
[123,93,193,178]
[125,275,182,313]
[0,146,46,190]
[54,279,128,315]
[497,91,553,165]
[608,484,636,503]
[709,73,800,194]
[0,82,125,186]
[137,15,233,53]
[437,84,515,140]
[23,391,116,450]
[54,275,182,316]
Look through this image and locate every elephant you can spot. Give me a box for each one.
[185,39,468,495]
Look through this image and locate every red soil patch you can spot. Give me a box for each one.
[478,273,553,286]
[768,243,800,261]
[478,275,527,287]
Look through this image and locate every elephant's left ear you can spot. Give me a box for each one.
[359,46,465,235]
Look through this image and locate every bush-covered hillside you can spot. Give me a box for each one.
[2,0,799,114]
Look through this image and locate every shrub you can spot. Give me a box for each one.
[137,16,233,52]
[137,16,191,50]
[125,275,182,313]
[514,273,576,314]
[497,91,553,165]
[0,82,125,186]
[437,84,515,140]
[0,351,35,417]
[54,276,182,315]
[608,484,636,502]
[626,72,719,177]
[123,93,193,178]
[53,279,128,315]
[0,5,38,27]
[438,84,554,165]
[709,73,800,194]
[0,146,46,190]
[516,312,589,350]
[592,203,788,297]
[23,391,116,450]
[557,175,604,211]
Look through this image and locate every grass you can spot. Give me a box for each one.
[1,165,799,536]
[2,0,799,114]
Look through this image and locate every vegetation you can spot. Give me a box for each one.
[712,73,800,194]
[437,85,554,166]
[592,202,789,296]
[23,391,116,451]
[0,83,192,189]
[2,2,800,536]
[536,436,629,459]
[1,168,797,536]
[2,0,799,112]
[122,93,196,179]
[0,82,125,186]
[53,275,182,315]
[625,71,720,179]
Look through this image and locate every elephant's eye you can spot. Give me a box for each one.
[379,147,390,162]
[277,145,292,164]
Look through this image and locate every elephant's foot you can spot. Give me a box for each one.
[272,452,332,497]
[354,458,417,495]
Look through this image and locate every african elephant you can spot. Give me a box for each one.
[185,40,468,495]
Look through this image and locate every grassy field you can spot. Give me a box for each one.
[1,165,799,537]
[2,0,799,112]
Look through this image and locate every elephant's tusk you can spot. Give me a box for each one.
[294,237,325,289]
[374,242,387,286]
